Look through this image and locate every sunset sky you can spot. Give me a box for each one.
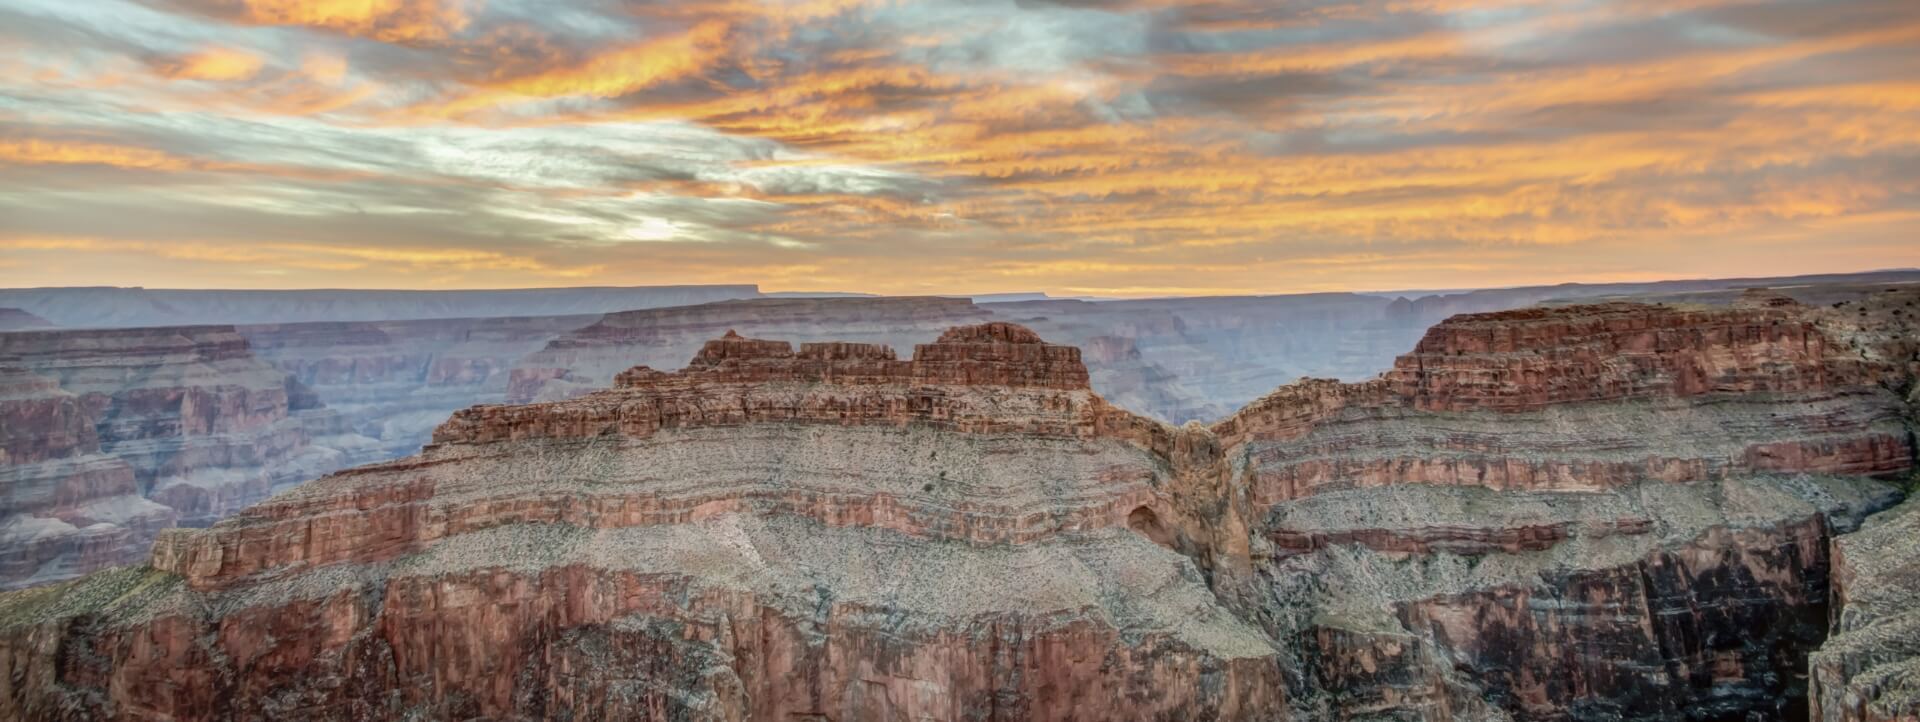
[1,0,1916,296]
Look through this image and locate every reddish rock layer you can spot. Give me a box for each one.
[440,324,1119,448]
[1394,516,1841,720]
[1383,301,1865,411]
[1213,302,1911,504]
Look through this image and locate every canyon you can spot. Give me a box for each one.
[0,285,1913,720]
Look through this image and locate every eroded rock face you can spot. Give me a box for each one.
[1214,302,1908,505]
[1813,496,1920,722]
[0,326,371,589]
[1804,286,1920,722]
[0,302,1912,722]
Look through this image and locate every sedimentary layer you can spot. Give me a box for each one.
[1805,285,1920,722]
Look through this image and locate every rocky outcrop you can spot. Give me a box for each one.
[0,300,1911,721]
[1812,496,1920,722]
[0,326,371,589]
[1214,302,1909,504]
[505,296,994,404]
[507,296,1233,426]
[239,315,598,458]
[988,270,1920,424]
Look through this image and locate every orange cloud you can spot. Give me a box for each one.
[0,139,193,170]
[5,0,1920,295]
[193,0,469,42]
[491,21,733,99]
[156,46,265,81]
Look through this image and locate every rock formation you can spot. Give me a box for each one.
[505,297,994,403]
[0,298,1912,721]
[500,274,1920,428]
[1804,285,1920,722]
[1215,298,1911,720]
[1813,496,1920,722]
[0,326,373,589]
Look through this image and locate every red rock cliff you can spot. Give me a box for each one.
[1214,302,1908,503]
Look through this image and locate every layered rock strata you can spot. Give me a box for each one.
[0,300,1912,721]
[4,322,1278,721]
[1804,285,1920,722]
[1812,495,1920,722]
[0,326,370,589]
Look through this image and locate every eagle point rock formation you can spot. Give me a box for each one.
[1,301,1916,721]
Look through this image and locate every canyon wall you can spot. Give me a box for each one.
[1805,285,1920,722]
[1214,295,1911,720]
[0,326,374,590]
[0,294,1911,721]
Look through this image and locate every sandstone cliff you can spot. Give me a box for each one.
[0,300,1911,721]
[0,326,372,589]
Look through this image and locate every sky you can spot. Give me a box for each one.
[0,0,1916,297]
